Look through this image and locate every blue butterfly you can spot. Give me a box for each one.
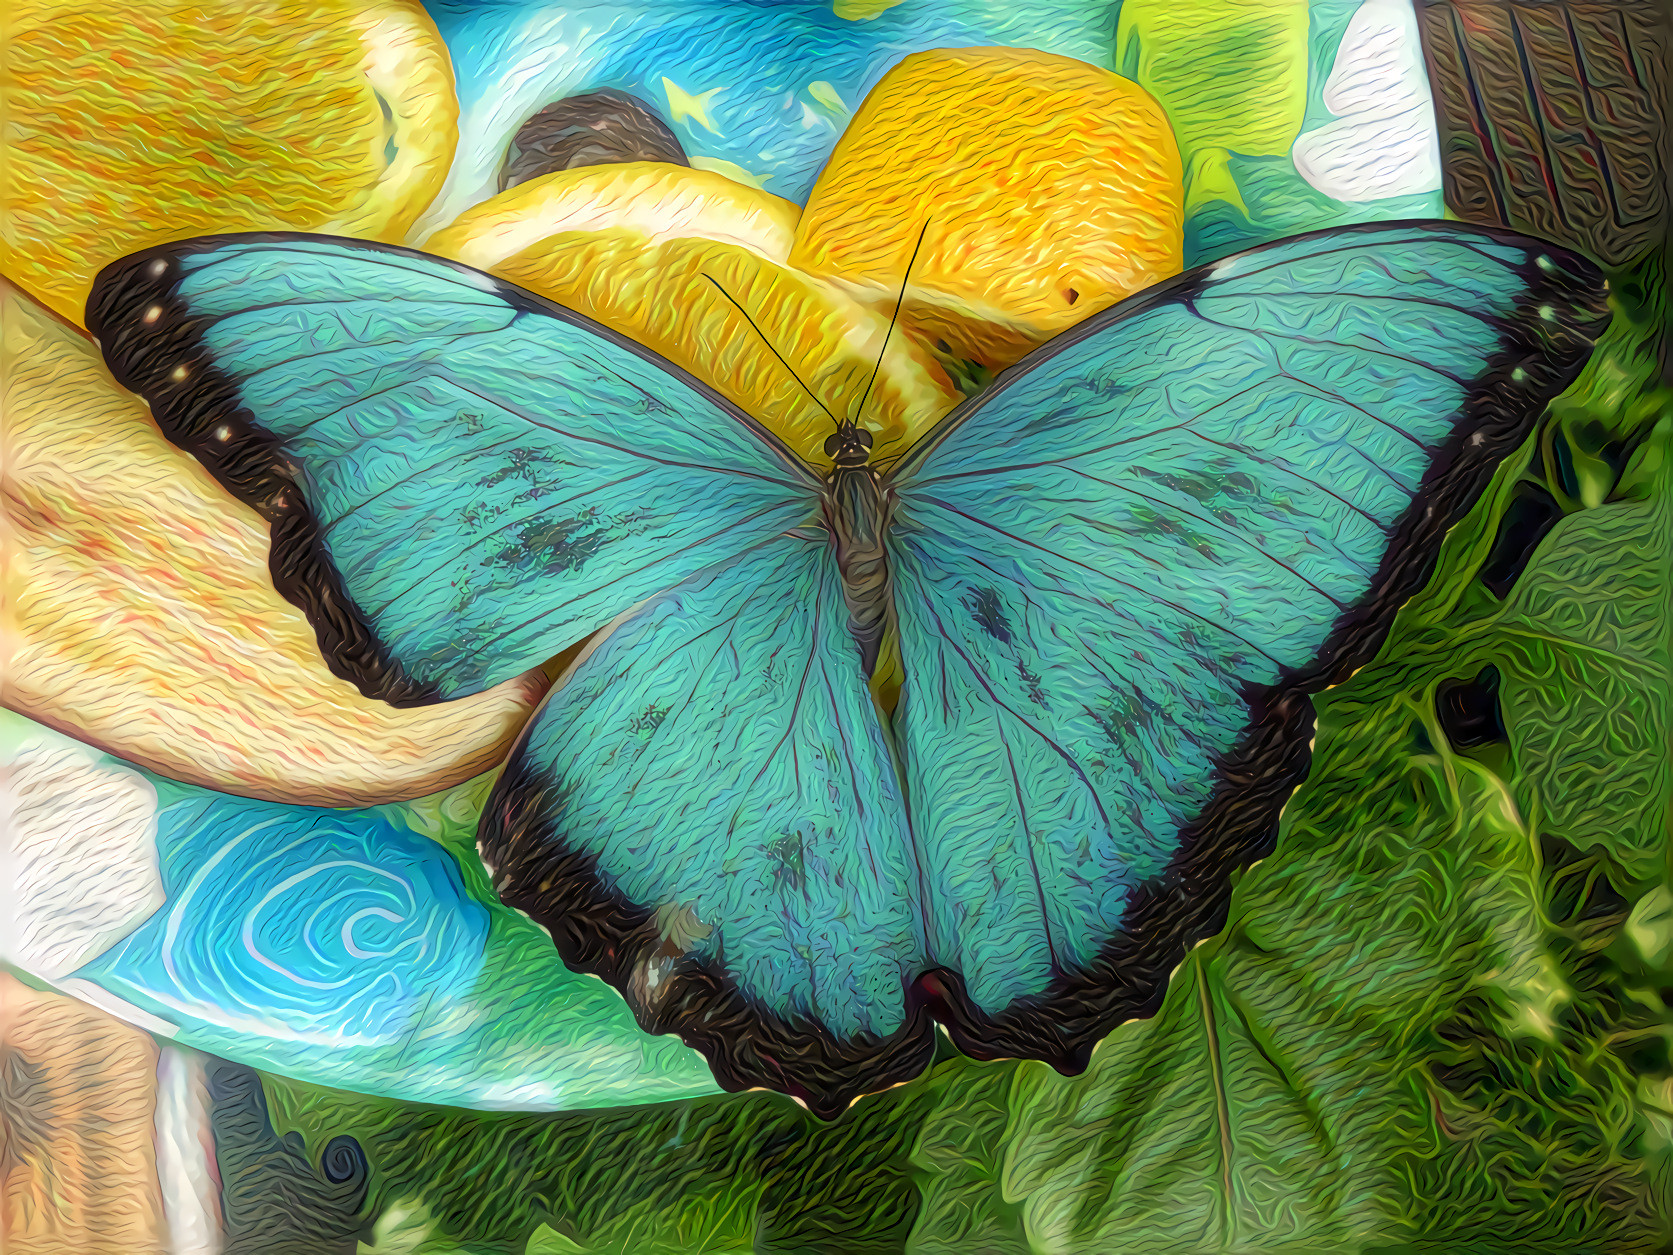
[88,221,1605,1116]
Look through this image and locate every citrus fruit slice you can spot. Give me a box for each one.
[428,162,962,465]
[1115,0,1308,161]
[3,0,456,324]
[2,281,546,806]
[431,160,800,265]
[790,47,1185,370]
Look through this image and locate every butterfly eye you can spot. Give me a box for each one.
[856,428,873,450]
[824,431,844,457]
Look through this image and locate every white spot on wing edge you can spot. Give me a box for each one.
[1291,0,1443,203]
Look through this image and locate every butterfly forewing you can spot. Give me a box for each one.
[88,234,821,702]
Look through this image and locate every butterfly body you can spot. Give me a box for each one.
[87,223,1609,1117]
[822,434,895,679]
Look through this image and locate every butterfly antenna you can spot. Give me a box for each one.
[701,274,840,426]
[850,218,931,432]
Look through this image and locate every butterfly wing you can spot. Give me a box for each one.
[87,235,821,702]
[479,537,930,1117]
[884,222,1608,1066]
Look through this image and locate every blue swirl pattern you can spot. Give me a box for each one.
[78,777,489,1047]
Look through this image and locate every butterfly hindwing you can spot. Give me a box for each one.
[479,538,933,1116]
[887,222,1608,1064]
[87,235,821,702]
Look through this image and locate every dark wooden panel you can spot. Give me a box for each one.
[1418,0,1667,268]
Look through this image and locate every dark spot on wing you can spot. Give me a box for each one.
[476,446,566,490]
[1090,689,1156,746]
[1436,665,1507,749]
[963,586,1013,644]
[1132,461,1293,528]
[768,830,807,895]
[1478,482,1562,599]
[1134,464,1243,506]
[1015,658,1047,707]
[460,448,577,529]
[628,703,669,736]
[479,506,646,586]
[1128,504,1217,559]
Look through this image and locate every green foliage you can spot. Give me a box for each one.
[1114,0,1447,265]
[1115,0,1308,160]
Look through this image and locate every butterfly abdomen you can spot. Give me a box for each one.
[824,465,893,677]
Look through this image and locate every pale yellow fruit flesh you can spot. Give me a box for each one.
[3,0,457,324]
[791,47,1186,370]
[429,162,803,265]
[428,163,964,466]
[2,282,546,807]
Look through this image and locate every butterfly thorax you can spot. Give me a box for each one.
[823,459,893,679]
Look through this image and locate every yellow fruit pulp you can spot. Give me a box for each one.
[3,0,456,324]
[429,163,963,466]
[791,47,1186,370]
[2,282,545,806]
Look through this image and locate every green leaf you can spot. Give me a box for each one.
[998,749,1554,1251]
[1498,422,1673,883]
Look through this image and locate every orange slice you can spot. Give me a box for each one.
[427,162,963,466]
[2,281,546,806]
[791,47,1185,370]
[3,0,457,324]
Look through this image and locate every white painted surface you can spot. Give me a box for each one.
[155,1046,224,1255]
[2,735,165,979]
[1292,0,1444,202]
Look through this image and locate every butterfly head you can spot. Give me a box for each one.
[824,424,874,467]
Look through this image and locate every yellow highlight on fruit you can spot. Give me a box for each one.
[791,47,1186,370]
[3,0,457,324]
[429,163,963,466]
